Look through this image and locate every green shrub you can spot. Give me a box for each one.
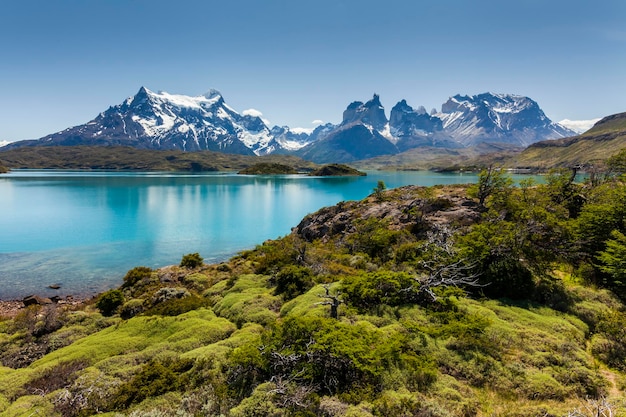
[120,298,146,319]
[248,236,302,275]
[96,289,125,316]
[152,287,191,305]
[180,252,203,268]
[348,218,407,262]
[111,357,194,410]
[273,265,315,300]
[479,257,534,300]
[123,266,153,287]
[145,295,209,317]
[341,271,418,311]
[592,310,626,370]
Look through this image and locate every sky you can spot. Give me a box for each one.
[1,0,625,143]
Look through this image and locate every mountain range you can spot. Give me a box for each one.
[1,88,577,163]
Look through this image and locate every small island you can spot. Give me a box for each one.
[237,163,299,175]
[307,163,366,176]
[237,162,366,176]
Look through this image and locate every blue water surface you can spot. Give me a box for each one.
[0,170,485,299]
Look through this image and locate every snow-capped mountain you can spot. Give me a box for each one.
[389,99,460,151]
[558,118,602,134]
[3,88,578,163]
[297,95,399,163]
[296,92,575,163]
[4,87,302,155]
[435,93,576,147]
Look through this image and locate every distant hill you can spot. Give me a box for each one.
[505,112,626,169]
[0,146,318,172]
[352,142,522,171]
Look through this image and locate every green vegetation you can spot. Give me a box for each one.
[506,112,626,170]
[0,146,318,172]
[2,169,626,416]
[371,180,386,201]
[180,252,204,269]
[238,163,299,174]
[308,163,366,176]
[95,289,125,316]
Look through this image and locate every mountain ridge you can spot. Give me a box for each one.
[1,88,577,162]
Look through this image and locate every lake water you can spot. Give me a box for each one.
[0,170,487,299]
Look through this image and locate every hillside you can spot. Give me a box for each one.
[505,112,626,169]
[0,146,318,172]
[352,143,522,171]
[1,171,626,416]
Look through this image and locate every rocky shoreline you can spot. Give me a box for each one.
[0,300,24,318]
[0,296,88,318]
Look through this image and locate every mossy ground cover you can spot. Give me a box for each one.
[2,173,626,416]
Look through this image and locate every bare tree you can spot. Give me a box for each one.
[413,226,482,302]
[316,285,344,319]
[566,396,620,417]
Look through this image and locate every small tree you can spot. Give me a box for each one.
[122,266,152,287]
[597,229,626,298]
[96,289,124,316]
[317,285,344,319]
[372,180,386,201]
[468,166,512,208]
[180,252,203,268]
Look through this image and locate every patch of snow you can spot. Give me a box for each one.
[144,88,223,111]
[379,123,397,144]
[558,118,601,134]
[276,138,309,151]
[119,113,127,134]
[237,126,272,151]
[0,140,10,148]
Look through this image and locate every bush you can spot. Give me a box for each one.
[111,358,194,409]
[180,253,203,268]
[120,298,146,319]
[273,265,315,300]
[341,271,418,311]
[123,266,153,287]
[152,287,191,305]
[479,257,534,300]
[96,289,125,316]
[348,218,407,262]
[248,237,302,275]
[145,295,208,316]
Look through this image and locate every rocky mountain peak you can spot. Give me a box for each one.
[341,94,388,131]
[390,99,443,137]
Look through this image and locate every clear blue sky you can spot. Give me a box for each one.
[1,0,625,142]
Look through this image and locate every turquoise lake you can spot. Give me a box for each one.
[0,170,490,299]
